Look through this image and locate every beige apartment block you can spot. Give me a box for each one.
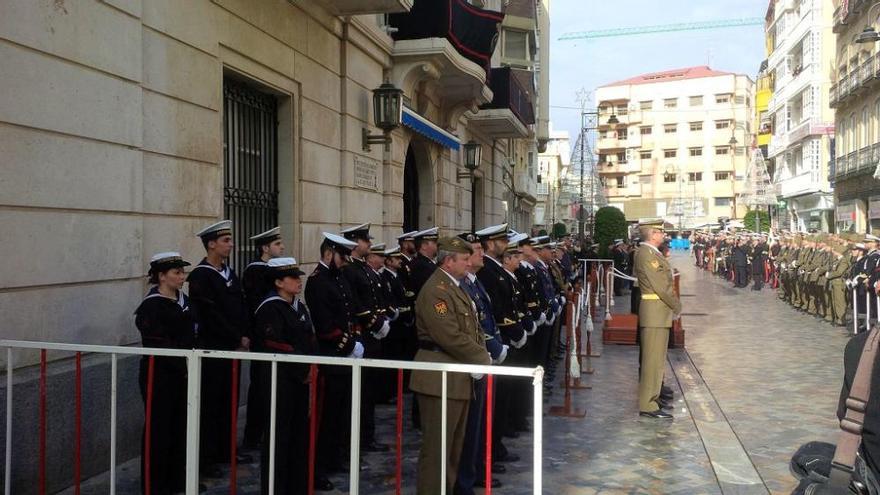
[829,0,880,233]
[0,0,547,491]
[595,66,755,229]
[536,127,574,233]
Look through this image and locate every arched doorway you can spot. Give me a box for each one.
[403,143,434,231]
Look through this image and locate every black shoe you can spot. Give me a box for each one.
[659,402,673,411]
[640,410,673,419]
[495,452,520,463]
[475,477,503,488]
[491,462,507,474]
[314,476,334,491]
[362,440,390,452]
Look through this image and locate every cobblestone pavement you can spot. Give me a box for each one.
[62,252,849,494]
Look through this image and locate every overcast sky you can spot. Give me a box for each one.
[549,0,769,145]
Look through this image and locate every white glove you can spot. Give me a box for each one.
[372,319,391,340]
[511,333,527,349]
[389,307,400,322]
[559,295,566,306]
[471,373,484,380]
[537,311,547,326]
[555,304,564,317]
[845,279,852,288]
[825,271,830,278]
[546,312,556,326]
[348,341,364,359]
[529,321,538,335]
[493,345,509,365]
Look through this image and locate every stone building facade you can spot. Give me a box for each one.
[0,0,548,491]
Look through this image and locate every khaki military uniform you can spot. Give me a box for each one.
[410,268,491,494]
[827,253,851,325]
[634,243,681,413]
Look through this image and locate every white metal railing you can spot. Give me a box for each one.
[2,340,544,495]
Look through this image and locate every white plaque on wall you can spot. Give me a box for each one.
[354,156,379,191]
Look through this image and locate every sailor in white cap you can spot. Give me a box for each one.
[134,252,195,493]
[409,227,440,297]
[242,226,285,450]
[188,220,252,473]
[303,233,362,487]
[252,257,315,494]
[339,227,393,453]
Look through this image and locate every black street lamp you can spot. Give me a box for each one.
[463,141,482,230]
[607,114,619,125]
[363,82,404,151]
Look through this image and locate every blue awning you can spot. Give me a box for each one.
[402,107,460,150]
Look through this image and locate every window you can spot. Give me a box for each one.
[715,120,731,129]
[664,173,677,183]
[664,149,677,158]
[664,124,677,134]
[688,172,703,182]
[639,150,652,160]
[599,154,608,164]
[715,146,730,155]
[223,78,279,271]
[689,147,703,157]
[735,95,745,105]
[689,95,703,106]
[714,172,732,181]
[599,130,608,139]
[664,98,678,108]
[714,197,732,206]
[640,100,653,110]
[640,126,652,135]
[689,121,703,131]
[617,128,628,140]
[616,176,627,188]
[734,146,746,156]
[616,152,626,163]
[537,182,549,195]
[503,29,529,60]
[716,93,731,104]
[616,104,628,115]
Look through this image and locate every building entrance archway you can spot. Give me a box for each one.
[403,142,434,231]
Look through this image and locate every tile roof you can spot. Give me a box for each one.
[599,66,735,88]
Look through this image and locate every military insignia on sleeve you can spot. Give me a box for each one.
[434,301,448,316]
[650,260,660,269]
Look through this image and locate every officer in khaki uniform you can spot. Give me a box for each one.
[410,236,492,494]
[633,219,681,419]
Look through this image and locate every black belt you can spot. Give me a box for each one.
[418,341,443,353]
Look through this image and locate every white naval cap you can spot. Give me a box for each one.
[195,220,232,240]
[250,226,281,245]
[475,223,509,241]
[322,232,358,251]
[508,232,529,245]
[413,227,439,240]
[397,230,419,242]
[340,223,373,241]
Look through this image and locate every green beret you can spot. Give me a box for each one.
[438,236,473,255]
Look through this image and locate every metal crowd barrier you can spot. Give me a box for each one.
[2,340,545,495]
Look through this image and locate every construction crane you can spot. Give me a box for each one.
[559,17,764,41]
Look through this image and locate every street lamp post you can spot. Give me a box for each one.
[463,141,482,231]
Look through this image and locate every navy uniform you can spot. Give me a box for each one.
[339,225,392,452]
[242,227,283,450]
[532,236,563,374]
[187,220,247,470]
[475,224,527,463]
[304,233,363,474]
[252,258,315,495]
[456,232,506,495]
[134,253,196,495]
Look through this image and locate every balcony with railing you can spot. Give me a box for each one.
[831,52,880,108]
[470,67,535,138]
[597,159,641,175]
[388,0,504,108]
[835,143,880,180]
[604,183,642,198]
[596,136,627,150]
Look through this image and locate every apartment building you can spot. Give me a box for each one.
[829,0,880,233]
[595,67,754,229]
[765,0,836,232]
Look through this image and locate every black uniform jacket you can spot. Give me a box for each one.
[303,262,358,358]
[134,288,197,374]
[187,259,245,350]
[477,255,526,344]
[253,295,317,382]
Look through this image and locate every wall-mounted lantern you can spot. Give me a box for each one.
[362,82,404,152]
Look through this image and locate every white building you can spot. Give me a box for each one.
[765,0,836,232]
[595,67,754,228]
[535,127,572,233]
